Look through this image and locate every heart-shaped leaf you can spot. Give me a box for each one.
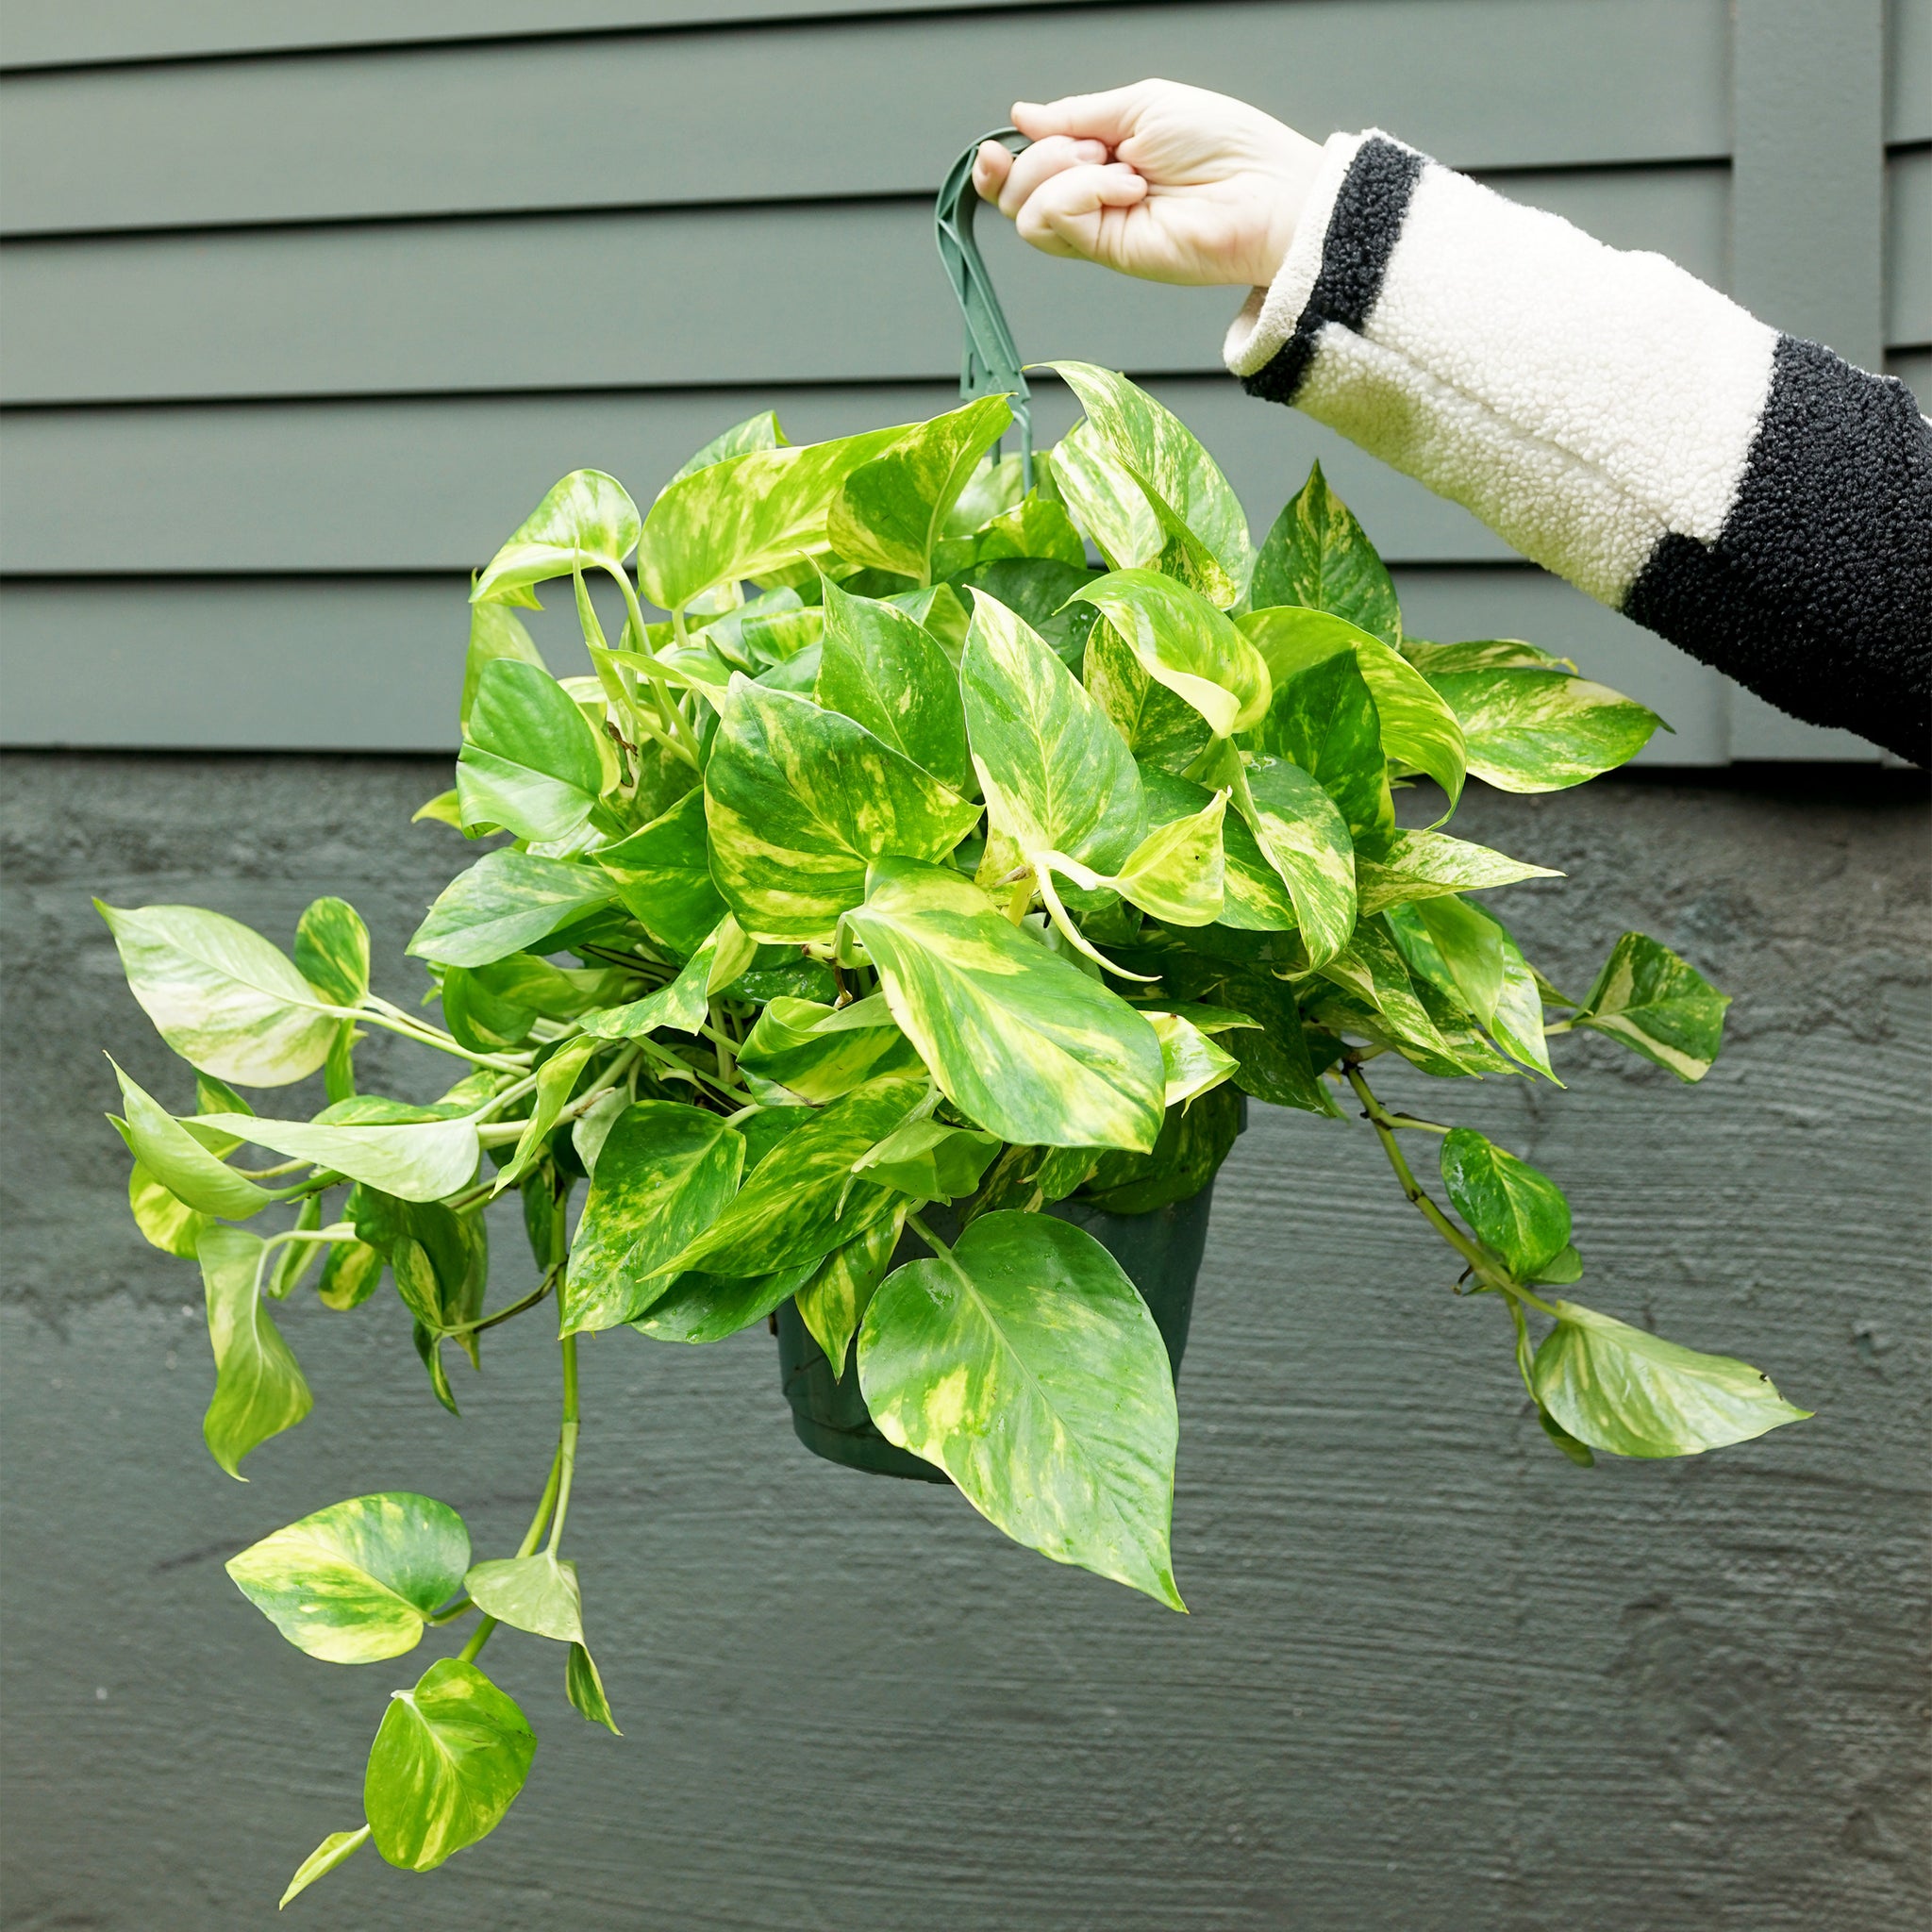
[473,470,640,604]
[816,580,973,793]
[1439,1129,1573,1279]
[463,1550,584,1643]
[828,395,1013,581]
[1574,933,1729,1082]
[1251,460,1402,646]
[458,659,607,844]
[408,852,617,969]
[1073,570,1269,739]
[198,1224,312,1477]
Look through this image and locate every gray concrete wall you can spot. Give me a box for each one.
[3,751,1925,1931]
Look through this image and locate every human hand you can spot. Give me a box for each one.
[972,80,1324,289]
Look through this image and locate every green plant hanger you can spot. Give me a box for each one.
[935,126,1034,486]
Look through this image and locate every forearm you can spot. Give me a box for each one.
[1228,132,1931,763]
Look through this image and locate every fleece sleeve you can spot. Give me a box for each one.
[1224,130,1932,763]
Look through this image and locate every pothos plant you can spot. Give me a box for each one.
[99,364,1808,1906]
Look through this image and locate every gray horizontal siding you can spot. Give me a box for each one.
[1890,144,1931,347]
[0,167,1729,406]
[0,565,1743,763]
[0,2,1094,69]
[0,0,1731,236]
[1893,0,1931,142]
[0,379,1533,578]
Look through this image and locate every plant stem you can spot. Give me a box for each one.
[608,566,701,765]
[545,1334,581,1557]
[442,1274,555,1339]
[906,1210,951,1257]
[359,998,532,1073]
[458,1436,565,1666]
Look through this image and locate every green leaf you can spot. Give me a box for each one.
[474,469,640,604]
[1424,668,1659,791]
[1148,1010,1239,1107]
[846,858,1165,1152]
[279,1824,371,1908]
[960,589,1143,874]
[318,1238,386,1311]
[460,601,549,734]
[198,1224,312,1478]
[1574,933,1730,1082]
[1439,1129,1572,1279]
[851,1117,1000,1201]
[363,1657,537,1873]
[858,1211,1183,1608]
[666,408,789,487]
[793,1211,905,1375]
[441,967,535,1054]
[226,1492,470,1665]
[934,490,1088,579]
[1532,1302,1810,1457]
[566,1642,622,1734]
[128,1161,210,1258]
[408,852,617,969]
[107,1058,278,1218]
[464,1550,584,1643]
[1047,362,1249,606]
[1356,829,1560,917]
[580,911,755,1041]
[1079,1079,1243,1214]
[1229,757,1357,967]
[1134,767,1292,933]
[493,1038,599,1191]
[1315,918,1468,1072]
[815,580,973,793]
[1106,789,1226,926]
[1251,460,1401,647]
[828,396,1013,581]
[941,451,1026,536]
[560,1101,746,1332]
[1082,621,1214,775]
[1402,637,1574,675]
[633,1257,820,1344]
[1385,895,1505,1025]
[458,659,606,844]
[944,558,1097,672]
[735,995,919,1106]
[1049,419,1161,572]
[351,1189,489,1346]
[704,676,980,942]
[293,897,371,1008]
[1247,649,1395,855]
[196,1110,479,1203]
[1072,570,1269,739]
[96,901,341,1087]
[666,1074,924,1276]
[637,424,912,610]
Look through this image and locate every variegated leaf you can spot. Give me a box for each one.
[107,1058,278,1219]
[1072,570,1270,738]
[198,1224,312,1478]
[1250,459,1402,646]
[473,469,639,604]
[463,1550,584,1643]
[1229,758,1356,966]
[1574,933,1729,1081]
[816,579,974,793]
[735,995,921,1106]
[457,658,606,844]
[828,395,1012,580]
[279,1826,372,1908]
[793,1211,905,1375]
[593,788,727,957]
[408,851,617,969]
[1356,829,1560,917]
[195,1111,480,1203]
[1424,668,1659,791]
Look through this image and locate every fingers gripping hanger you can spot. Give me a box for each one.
[935,126,1035,489]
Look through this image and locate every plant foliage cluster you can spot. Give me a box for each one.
[99,365,1807,1905]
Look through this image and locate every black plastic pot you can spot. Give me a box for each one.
[774,1184,1217,1483]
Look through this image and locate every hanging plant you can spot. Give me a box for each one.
[99,367,1807,1906]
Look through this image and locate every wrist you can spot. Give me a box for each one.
[1253,130,1328,287]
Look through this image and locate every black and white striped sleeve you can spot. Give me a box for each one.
[1225,131,1932,763]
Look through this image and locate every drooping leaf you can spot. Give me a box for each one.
[1439,1129,1573,1279]
[473,469,641,604]
[858,1211,1183,1607]
[1425,668,1659,791]
[198,1225,312,1478]
[1071,570,1269,739]
[566,1642,621,1733]
[1107,789,1226,926]
[1147,1010,1239,1108]
[1049,419,1161,571]
[408,852,617,969]
[846,858,1165,1152]
[662,1075,922,1277]
[827,395,1013,581]
[1314,918,1469,1073]
[1247,649,1394,854]
[363,1657,537,1873]
[666,408,789,488]
[226,1492,470,1665]
[851,1117,1001,1201]
[1385,895,1505,1026]
[1082,622,1214,775]
[96,901,340,1087]
[735,995,920,1106]
[815,579,973,792]
[441,966,536,1055]
[107,1058,278,1218]
[318,1238,386,1311]
[1356,829,1560,917]
[492,1038,599,1191]
[463,1550,584,1643]
[128,1161,210,1257]
[293,897,371,1009]
[793,1210,905,1375]
[195,1111,479,1204]
[580,911,755,1041]
[632,1257,820,1343]
[1251,460,1401,647]
[704,677,979,942]
[960,590,1143,874]
[457,659,607,844]
[1230,757,1357,967]
[1532,1302,1810,1457]
[279,1825,372,1908]
[1047,362,1249,606]
[560,1102,746,1332]
[1574,933,1730,1081]
[637,425,912,610]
